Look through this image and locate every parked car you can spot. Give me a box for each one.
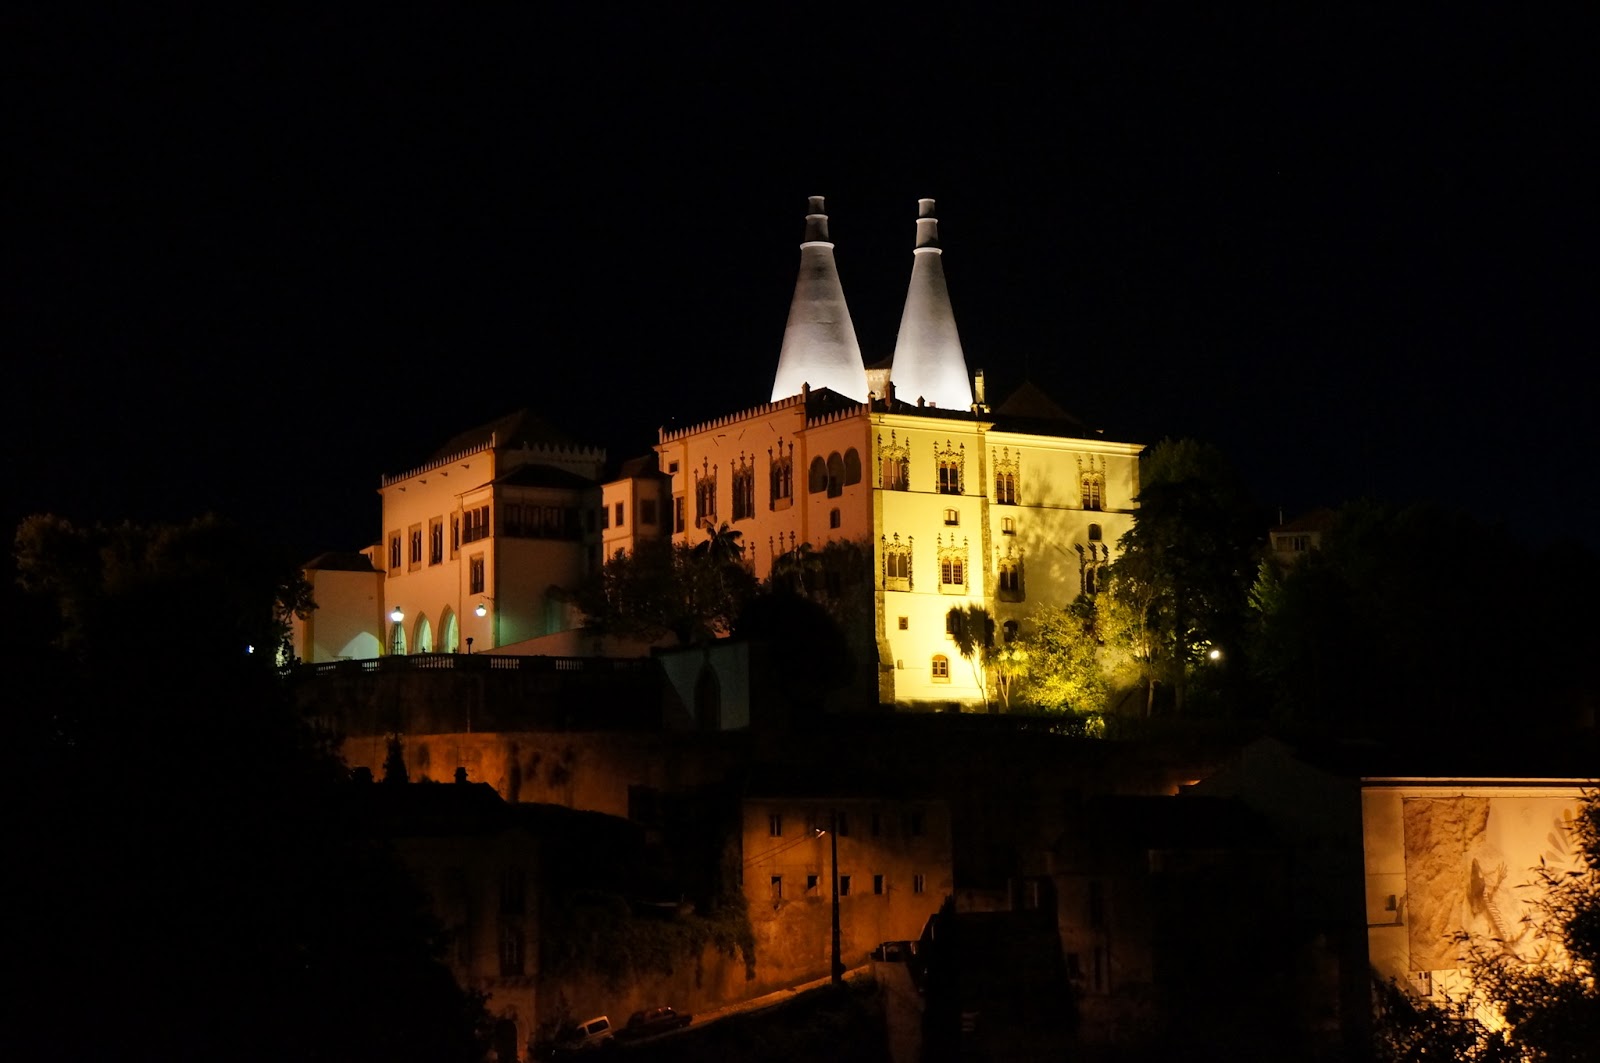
[616,1005,693,1041]
[872,940,917,962]
[551,1015,616,1056]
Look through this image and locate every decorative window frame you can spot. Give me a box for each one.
[881,532,913,591]
[768,438,794,510]
[935,439,965,495]
[877,431,910,491]
[996,544,1025,602]
[931,654,950,682]
[1075,541,1110,596]
[937,534,968,592]
[993,446,1019,505]
[732,454,756,522]
[694,458,718,527]
[1077,455,1106,511]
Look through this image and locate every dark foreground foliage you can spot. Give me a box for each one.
[13,515,488,1062]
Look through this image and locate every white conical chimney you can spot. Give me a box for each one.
[770,196,868,402]
[888,198,973,410]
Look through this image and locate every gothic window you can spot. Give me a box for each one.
[808,456,828,494]
[882,533,913,591]
[769,440,793,508]
[469,554,485,595]
[843,448,862,485]
[826,452,845,497]
[935,440,965,494]
[673,495,685,533]
[997,549,1024,602]
[694,460,718,526]
[993,447,1019,505]
[450,514,460,558]
[732,457,756,521]
[388,531,401,573]
[429,518,444,565]
[931,655,950,681]
[1081,475,1103,510]
[1077,455,1106,511]
[937,535,968,591]
[878,431,910,491]
[1076,542,1109,597]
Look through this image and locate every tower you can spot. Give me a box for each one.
[770,196,868,402]
[888,198,973,410]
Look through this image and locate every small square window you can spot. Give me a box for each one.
[839,875,852,897]
[898,616,908,630]
[770,875,782,901]
[615,502,625,527]
[873,874,884,895]
[806,874,819,894]
[829,507,841,529]
[943,508,959,526]
[1002,516,1015,535]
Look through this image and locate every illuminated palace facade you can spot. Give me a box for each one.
[656,198,1144,706]
[296,197,1143,710]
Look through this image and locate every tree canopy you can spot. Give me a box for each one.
[13,514,488,1062]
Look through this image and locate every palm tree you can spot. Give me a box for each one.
[771,541,823,596]
[692,521,744,565]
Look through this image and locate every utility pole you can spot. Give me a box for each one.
[830,807,842,985]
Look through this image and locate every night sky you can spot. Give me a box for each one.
[8,8,1595,561]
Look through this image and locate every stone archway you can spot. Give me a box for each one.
[440,608,459,653]
[413,614,433,653]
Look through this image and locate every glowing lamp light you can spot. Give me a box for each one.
[1207,648,1223,661]
[389,607,405,623]
[475,602,488,618]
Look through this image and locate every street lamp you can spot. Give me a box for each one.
[389,606,405,623]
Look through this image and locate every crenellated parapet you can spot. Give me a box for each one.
[382,437,498,487]
[658,392,809,443]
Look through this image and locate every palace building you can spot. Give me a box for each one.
[653,196,1143,706]
[294,196,1144,710]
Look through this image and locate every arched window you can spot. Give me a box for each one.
[842,448,862,485]
[1002,620,1019,643]
[440,608,460,653]
[826,452,845,497]
[1088,523,1102,542]
[808,457,829,494]
[930,655,950,682]
[413,614,433,653]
